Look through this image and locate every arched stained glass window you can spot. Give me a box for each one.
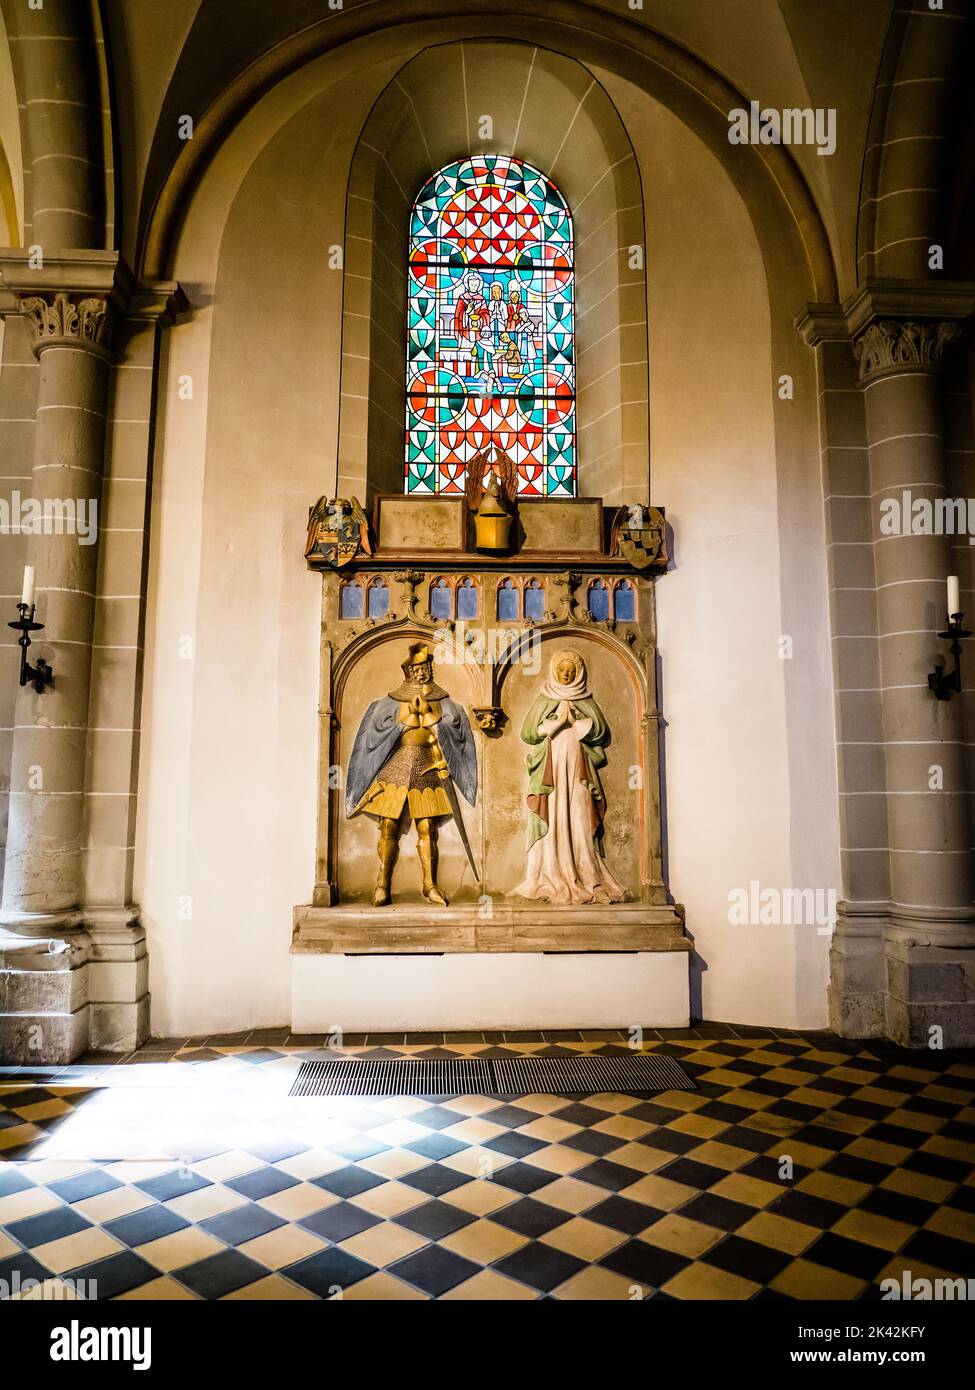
[406,155,575,498]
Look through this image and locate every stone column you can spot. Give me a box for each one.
[0,257,185,1059]
[0,0,104,252]
[1,291,115,928]
[800,284,975,1046]
[854,316,975,1045]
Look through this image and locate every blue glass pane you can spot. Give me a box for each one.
[498,581,519,621]
[340,583,363,619]
[588,583,610,621]
[524,582,545,620]
[614,582,635,622]
[456,579,478,619]
[368,582,389,618]
[430,580,453,619]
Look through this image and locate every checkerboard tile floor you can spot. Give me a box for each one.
[1,1026,973,1300]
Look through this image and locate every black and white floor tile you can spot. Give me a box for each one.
[1,1027,973,1300]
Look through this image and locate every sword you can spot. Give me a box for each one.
[430,732,479,882]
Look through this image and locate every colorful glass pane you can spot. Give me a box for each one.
[405,156,575,496]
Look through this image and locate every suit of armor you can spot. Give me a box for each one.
[347,644,477,907]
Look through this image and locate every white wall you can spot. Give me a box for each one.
[136,54,837,1036]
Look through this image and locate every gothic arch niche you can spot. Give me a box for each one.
[337,39,649,505]
[490,628,651,899]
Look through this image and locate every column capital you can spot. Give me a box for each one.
[796,278,975,376]
[16,290,118,361]
[852,317,961,383]
[0,250,189,356]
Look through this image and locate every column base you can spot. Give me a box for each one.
[829,902,975,1047]
[0,908,149,1063]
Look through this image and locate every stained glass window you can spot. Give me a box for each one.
[405,155,575,498]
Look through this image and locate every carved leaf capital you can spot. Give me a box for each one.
[18,291,117,359]
[853,318,960,382]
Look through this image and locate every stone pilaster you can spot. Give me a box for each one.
[2,288,116,924]
[0,253,185,1060]
[799,283,975,1047]
[856,316,975,1045]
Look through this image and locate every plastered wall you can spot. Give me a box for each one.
[136,50,837,1034]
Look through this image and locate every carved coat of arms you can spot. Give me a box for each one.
[304,496,373,567]
[610,504,668,570]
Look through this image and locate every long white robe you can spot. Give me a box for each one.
[512,711,627,905]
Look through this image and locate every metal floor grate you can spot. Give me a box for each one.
[289,1053,695,1097]
[492,1053,693,1095]
[289,1057,493,1097]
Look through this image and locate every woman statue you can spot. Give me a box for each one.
[510,649,628,904]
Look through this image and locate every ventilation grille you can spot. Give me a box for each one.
[290,1058,492,1097]
[289,1054,694,1098]
[492,1053,693,1096]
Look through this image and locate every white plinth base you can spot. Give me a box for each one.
[291,950,690,1032]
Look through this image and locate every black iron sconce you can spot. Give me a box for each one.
[928,612,970,701]
[8,602,53,694]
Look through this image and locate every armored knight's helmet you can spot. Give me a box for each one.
[401,642,434,682]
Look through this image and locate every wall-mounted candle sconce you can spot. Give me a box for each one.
[928,575,970,702]
[8,566,53,695]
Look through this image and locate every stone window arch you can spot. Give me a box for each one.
[497,577,520,622]
[336,43,650,506]
[613,579,636,622]
[366,576,389,619]
[456,576,479,620]
[524,578,546,621]
[339,577,364,620]
[587,578,610,622]
[429,576,453,620]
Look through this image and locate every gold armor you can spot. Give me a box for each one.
[356,696,453,823]
[353,644,461,908]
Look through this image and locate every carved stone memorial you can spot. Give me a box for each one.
[293,491,689,967]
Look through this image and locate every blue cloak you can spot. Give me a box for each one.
[345,696,477,816]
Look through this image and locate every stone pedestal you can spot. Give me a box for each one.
[291,904,690,1031]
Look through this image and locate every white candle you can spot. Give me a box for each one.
[947,575,961,618]
[20,565,35,610]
